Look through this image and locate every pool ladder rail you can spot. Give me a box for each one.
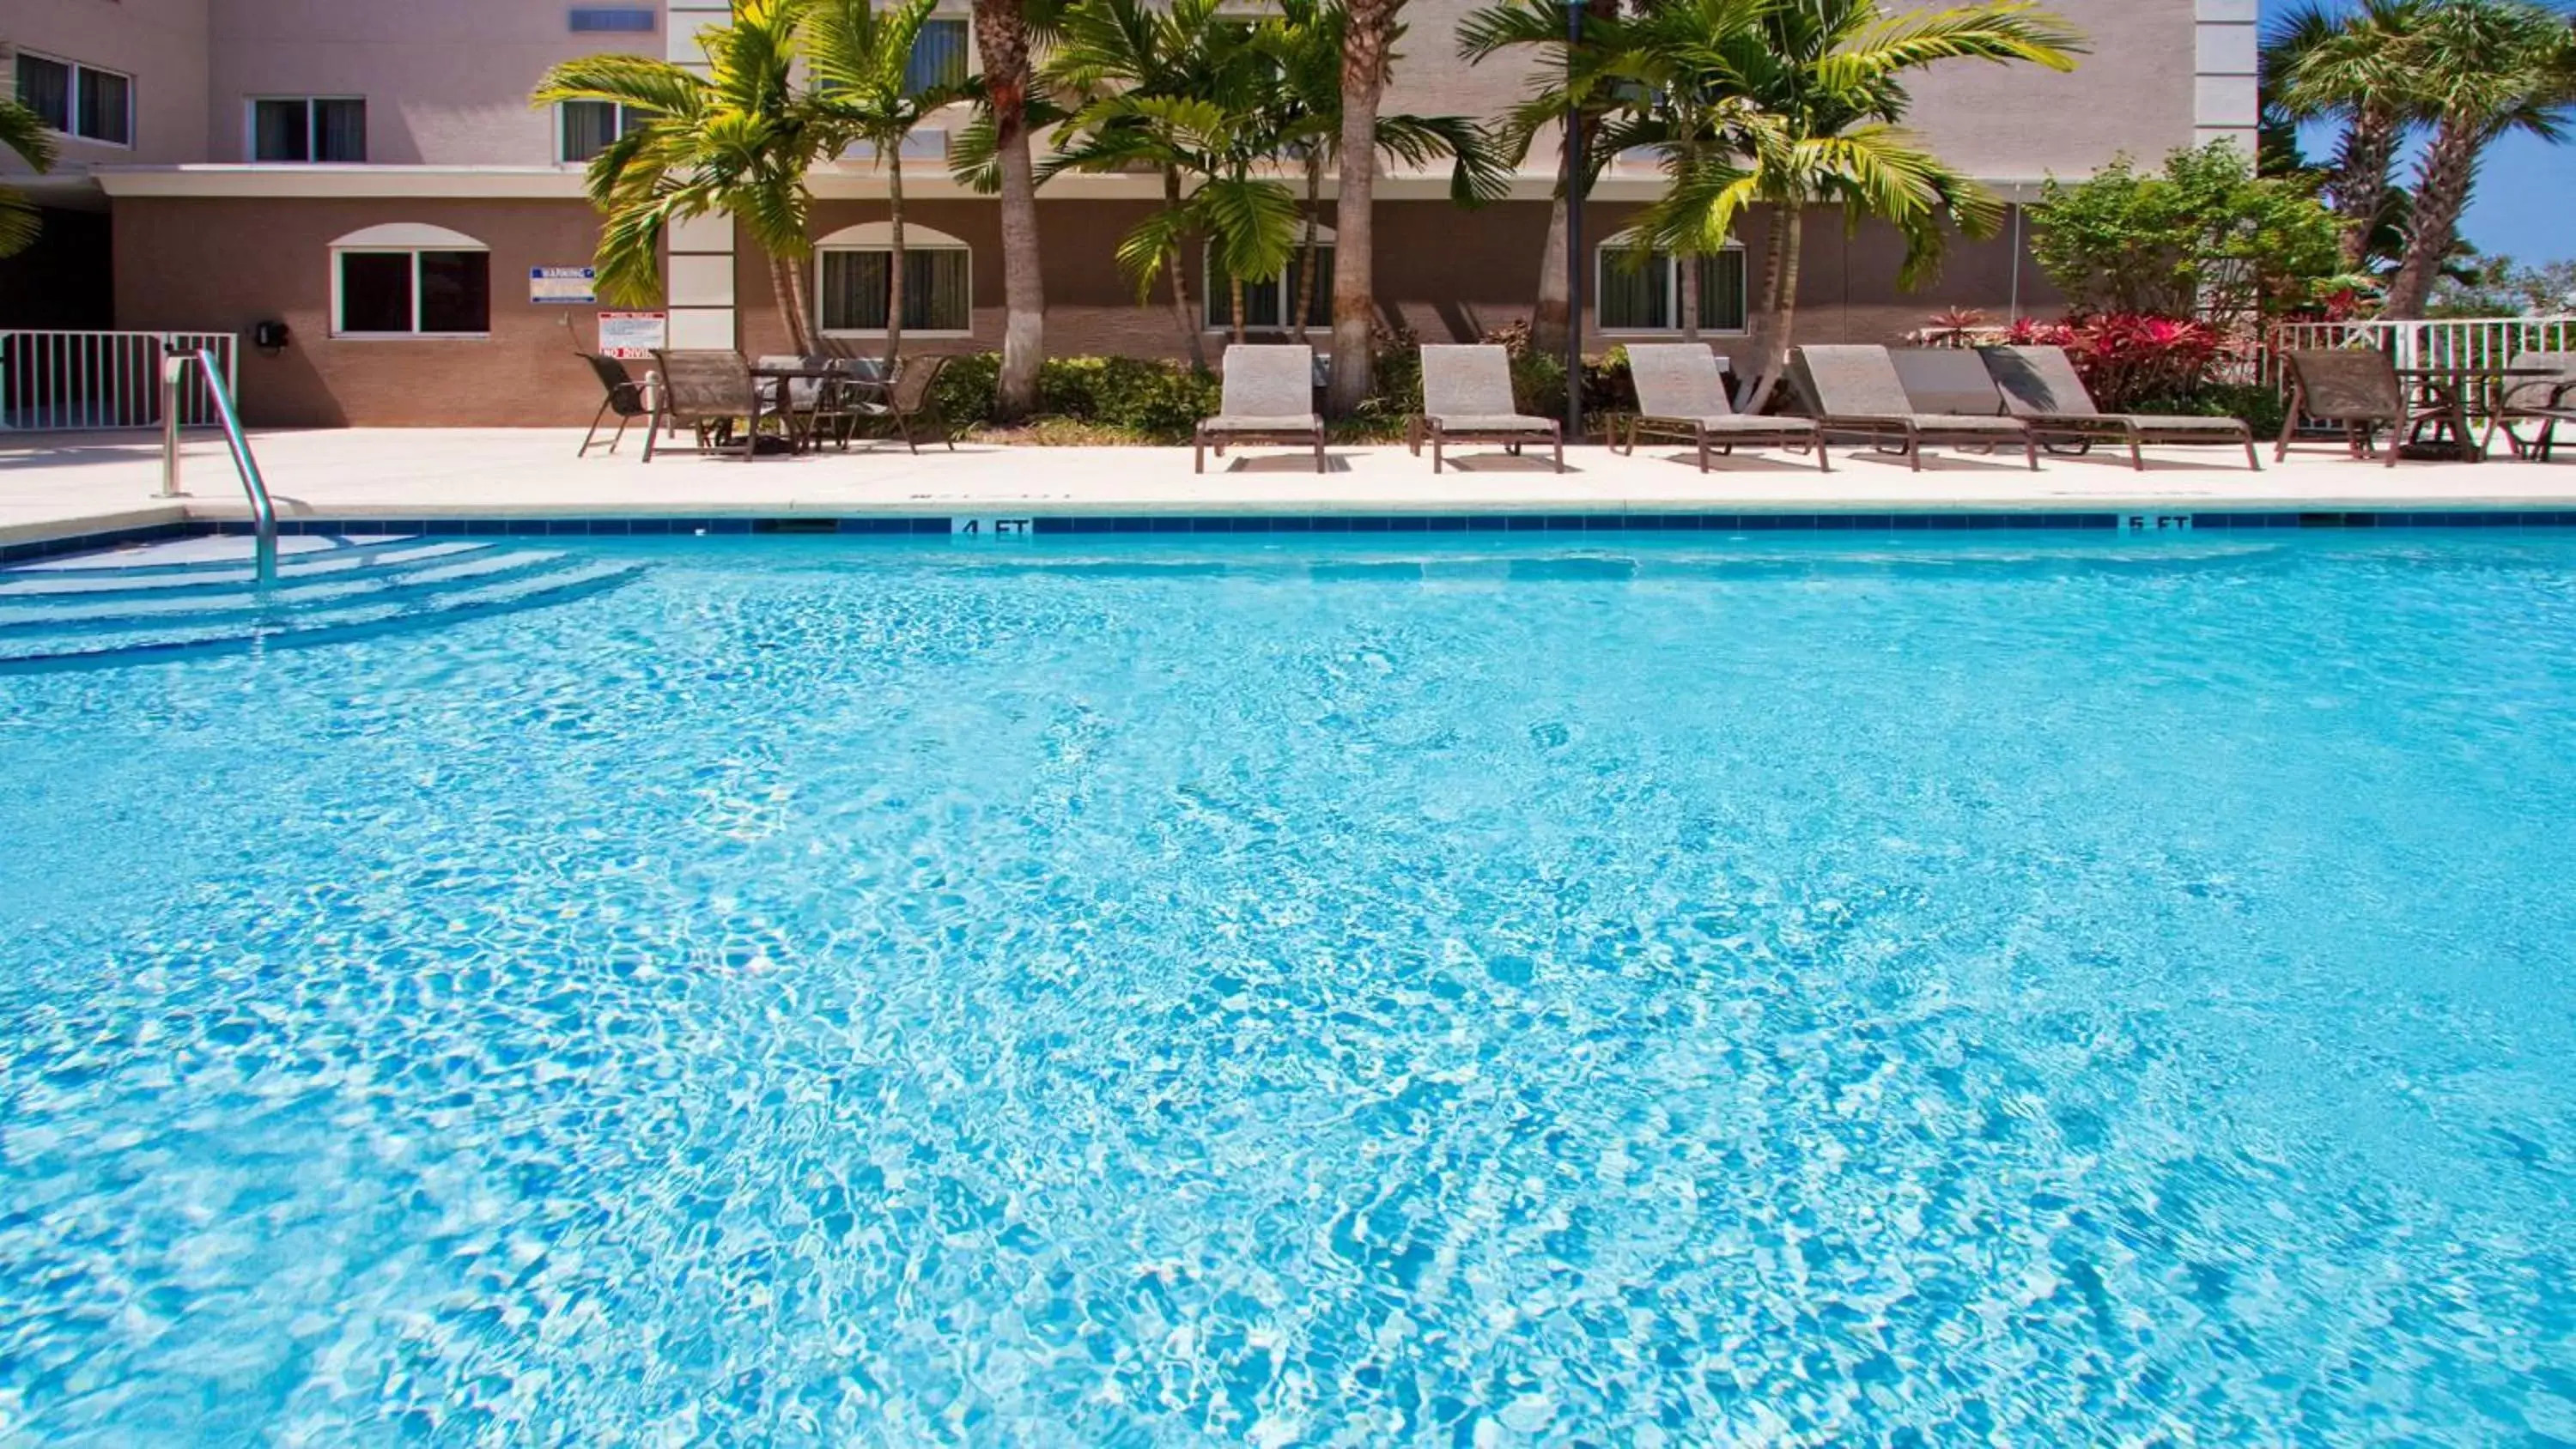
[158,348,277,585]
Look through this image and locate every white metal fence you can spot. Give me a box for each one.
[0,330,240,432]
[2269,316,2576,379]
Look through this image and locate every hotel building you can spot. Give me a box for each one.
[0,0,2258,426]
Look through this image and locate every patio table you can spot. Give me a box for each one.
[2393,366,2562,463]
[748,363,890,454]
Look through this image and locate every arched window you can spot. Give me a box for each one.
[814,221,973,336]
[329,224,491,337]
[1595,227,1747,334]
[1206,225,1334,332]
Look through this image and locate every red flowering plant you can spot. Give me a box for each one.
[2006,312,2228,412]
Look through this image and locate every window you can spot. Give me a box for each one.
[569,7,658,32]
[816,224,971,333]
[1205,245,1334,331]
[252,98,368,162]
[904,20,969,96]
[331,225,491,336]
[559,100,646,163]
[15,52,131,146]
[1596,242,1748,332]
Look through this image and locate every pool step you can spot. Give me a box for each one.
[0,535,640,669]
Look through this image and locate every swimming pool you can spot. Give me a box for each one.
[3,530,2572,1444]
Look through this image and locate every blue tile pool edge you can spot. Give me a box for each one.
[10,510,2576,562]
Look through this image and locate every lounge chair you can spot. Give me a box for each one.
[1617,343,1827,473]
[2275,349,2415,468]
[2484,350,2576,462]
[1408,344,1561,472]
[1979,344,2261,471]
[577,353,649,458]
[646,349,786,462]
[849,354,956,454]
[1790,344,2037,470]
[1194,345,1326,473]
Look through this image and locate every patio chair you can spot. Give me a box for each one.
[1407,344,1561,472]
[848,354,956,454]
[1194,344,1326,473]
[1617,343,1827,473]
[1979,344,2261,471]
[2275,349,2412,468]
[1789,344,2038,471]
[753,354,869,452]
[576,353,649,458]
[2484,350,2576,462]
[646,349,783,463]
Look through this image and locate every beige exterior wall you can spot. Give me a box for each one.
[1,0,211,174]
[203,0,659,166]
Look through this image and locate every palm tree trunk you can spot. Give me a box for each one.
[1326,0,1394,415]
[882,149,907,369]
[1532,188,1571,357]
[1163,167,1207,371]
[784,253,815,355]
[770,252,814,355]
[1231,271,1248,346]
[2385,118,2481,320]
[2329,104,2399,273]
[1678,136,1702,343]
[1293,149,1322,344]
[1742,203,1802,414]
[975,0,1046,421]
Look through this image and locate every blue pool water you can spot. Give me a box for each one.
[3,531,2574,1445]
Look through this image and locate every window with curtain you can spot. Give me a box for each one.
[820,247,972,332]
[1596,244,1749,331]
[904,21,969,96]
[15,53,131,144]
[1204,246,1334,330]
[559,101,643,163]
[336,250,489,335]
[253,98,367,162]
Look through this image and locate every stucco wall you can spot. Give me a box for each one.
[204,0,660,166]
[1,0,211,171]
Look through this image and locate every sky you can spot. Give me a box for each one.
[2270,0,2576,266]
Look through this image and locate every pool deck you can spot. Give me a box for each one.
[3,426,2573,547]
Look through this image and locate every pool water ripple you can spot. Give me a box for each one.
[2,535,2573,1445]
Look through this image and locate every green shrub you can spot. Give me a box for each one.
[2128,383,2287,439]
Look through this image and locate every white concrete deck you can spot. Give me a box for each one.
[3,427,2573,546]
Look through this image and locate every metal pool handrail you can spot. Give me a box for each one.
[160,348,277,585]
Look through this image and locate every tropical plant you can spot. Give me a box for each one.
[0,84,58,259]
[965,0,1054,417]
[2264,0,2432,272]
[2028,142,2352,319]
[2426,251,2576,316]
[1456,0,1626,359]
[805,0,974,365]
[535,0,829,352]
[2380,0,2576,318]
[1262,0,1505,344]
[1600,0,2081,410]
[1043,0,1251,366]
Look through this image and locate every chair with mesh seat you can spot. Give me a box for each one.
[1791,344,2038,471]
[576,354,649,458]
[1408,344,1562,472]
[1618,343,1826,472]
[2485,351,2576,462]
[1194,345,1326,473]
[1978,344,2260,471]
[2275,349,2412,468]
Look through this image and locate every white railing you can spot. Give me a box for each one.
[2270,316,2576,379]
[0,330,240,432]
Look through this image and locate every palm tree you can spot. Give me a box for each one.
[535,0,828,352]
[1457,0,1627,360]
[0,87,58,259]
[1264,0,1504,344]
[2265,0,2430,273]
[1620,0,2080,410]
[968,0,1052,418]
[1325,0,1403,413]
[805,0,974,366]
[2381,0,2576,318]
